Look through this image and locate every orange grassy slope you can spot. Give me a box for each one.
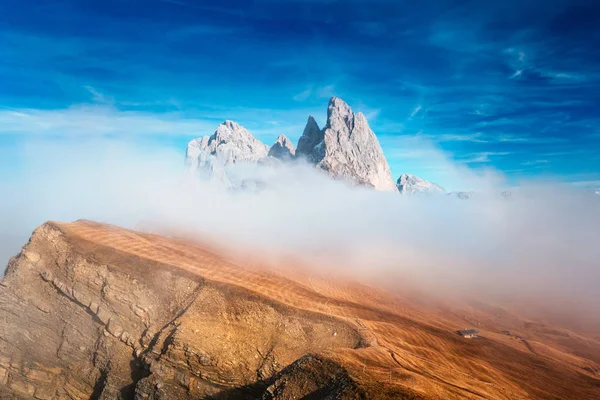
[55,220,600,399]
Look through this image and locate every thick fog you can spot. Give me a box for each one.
[1,138,599,332]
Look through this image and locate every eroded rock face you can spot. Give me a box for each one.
[185,120,269,185]
[268,134,296,161]
[262,354,364,400]
[295,116,323,161]
[396,174,445,196]
[0,221,362,399]
[296,98,397,191]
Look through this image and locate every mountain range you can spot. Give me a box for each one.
[185,97,436,195]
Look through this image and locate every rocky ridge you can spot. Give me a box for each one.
[299,97,397,191]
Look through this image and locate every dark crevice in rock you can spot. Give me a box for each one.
[143,283,203,358]
[120,357,151,399]
[159,325,179,358]
[90,365,110,400]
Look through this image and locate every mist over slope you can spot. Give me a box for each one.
[1,133,599,333]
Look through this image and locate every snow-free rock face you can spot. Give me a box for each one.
[396,174,445,195]
[185,120,269,185]
[296,116,323,160]
[268,134,296,160]
[0,221,363,399]
[297,97,397,191]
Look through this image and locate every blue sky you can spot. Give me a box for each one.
[1,0,599,190]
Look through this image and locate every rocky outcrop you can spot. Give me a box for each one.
[262,354,364,399]
[397,174,445,196]
[0,221,363,399]
[185,120,269,185]
[295,116,323,161]
[267,134,296,161]
[296,97,397,191]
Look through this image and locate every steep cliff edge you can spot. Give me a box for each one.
[0,221,365,399]
[296,97,397,191]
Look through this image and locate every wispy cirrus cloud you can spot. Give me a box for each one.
[521,159,549,166]
[292,84,337,102]
[409,104,422,119]
[0,106,214,137]
[460,151,511,164]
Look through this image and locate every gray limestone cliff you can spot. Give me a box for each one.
[396,174,445,195]
[185,120,269,185]
[296,97,397,191]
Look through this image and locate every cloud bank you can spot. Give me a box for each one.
[1,138,599,333]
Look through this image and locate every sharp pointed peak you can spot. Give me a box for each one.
[304,115,321,132]
[269,133,296,159]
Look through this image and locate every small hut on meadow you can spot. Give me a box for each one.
[458,329,479,338]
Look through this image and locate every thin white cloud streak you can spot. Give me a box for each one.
[411,130,565,145]
[381,134,506,192]
[409,104,422,119]
[0,105,321,147]
[293,89,312,101]
[460,151,511,164]
[1,138,599,335]
[292,84,337,102]
[0,105,215,137]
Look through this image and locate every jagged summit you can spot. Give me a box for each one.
[296,115,323,160]
[326,96,354,128]
[296,97,397,191]
[268,133,296,160]
[185,120,269,185]
[397,174,445,196]
[190,120,268,164]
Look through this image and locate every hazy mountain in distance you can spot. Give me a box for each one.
[396,173,445,195]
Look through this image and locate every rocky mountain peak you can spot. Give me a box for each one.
[296,115,323,159]
[211,120,257,145]
[397,174,445,195]
[185,121,269,185]
[302,97,397,191]
[268,134,296,160]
